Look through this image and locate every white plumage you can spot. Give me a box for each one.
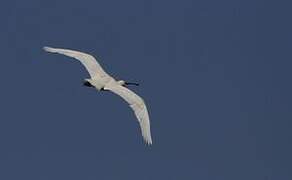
[43,46,152,145]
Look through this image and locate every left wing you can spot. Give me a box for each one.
[104,83,152,145]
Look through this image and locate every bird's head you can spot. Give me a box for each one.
[117,80,126,86]
[118,80,139,87]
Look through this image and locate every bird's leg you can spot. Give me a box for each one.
[83,81,94,87]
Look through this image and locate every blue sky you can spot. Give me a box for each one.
[0,0,291,179]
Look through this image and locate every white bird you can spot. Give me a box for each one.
[43,46,152,145]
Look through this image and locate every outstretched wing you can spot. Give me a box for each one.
[104,83,152,145]
[43,46,109,78]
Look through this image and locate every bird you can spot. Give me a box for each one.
[43,46,152,145]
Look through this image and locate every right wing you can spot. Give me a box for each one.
[43,46,109,79]
[104,83,152,145]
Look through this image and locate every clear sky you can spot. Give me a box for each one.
[0,0,291,179]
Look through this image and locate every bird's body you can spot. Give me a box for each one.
[43,46,152,145]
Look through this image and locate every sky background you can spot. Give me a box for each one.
[0,0,291,179]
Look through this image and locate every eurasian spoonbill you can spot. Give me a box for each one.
[43,46,152,145]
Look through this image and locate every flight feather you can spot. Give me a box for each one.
[104,83,152,145]
[43,46,109,78]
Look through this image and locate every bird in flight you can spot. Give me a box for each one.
[43,46,152,145]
